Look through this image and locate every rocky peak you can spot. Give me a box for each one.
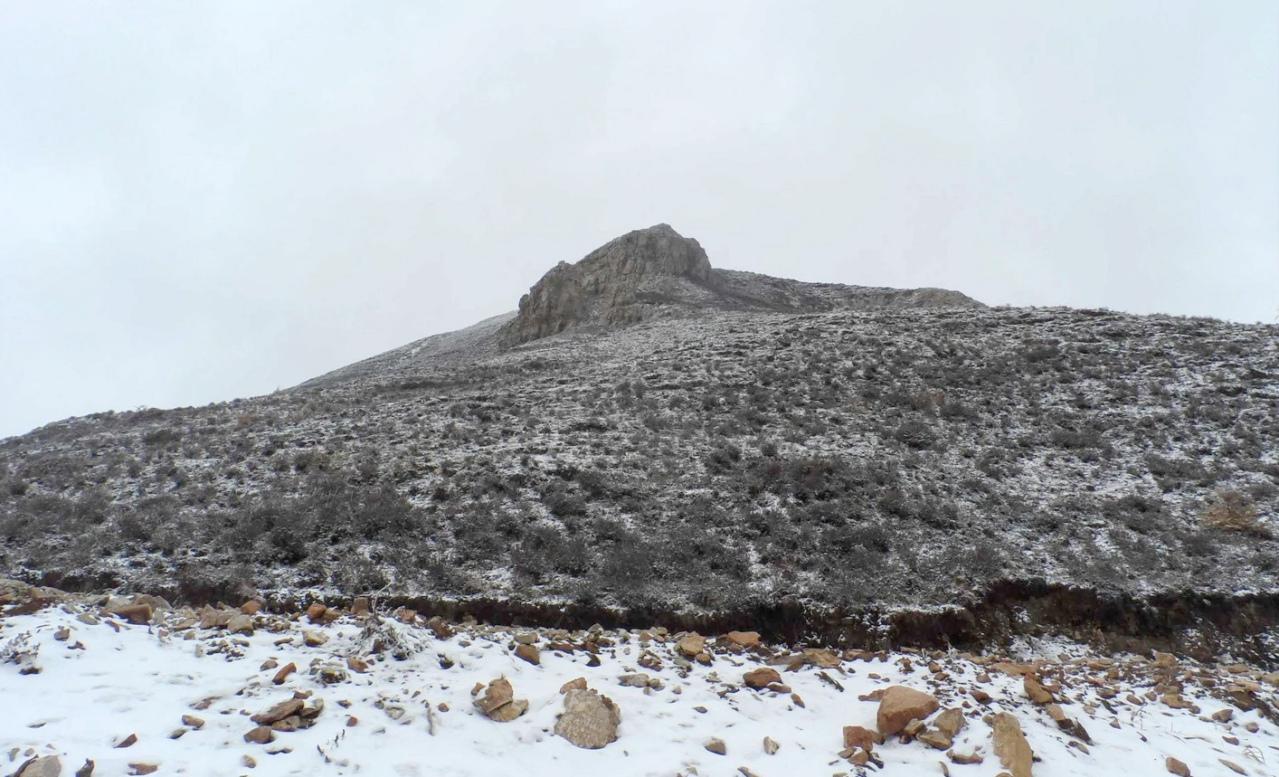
[498,224,714,346]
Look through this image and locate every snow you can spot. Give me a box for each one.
[3,603,1277,776]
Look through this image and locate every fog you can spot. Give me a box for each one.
[2,1,1276,438]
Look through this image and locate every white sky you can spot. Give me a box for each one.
[2,1,1277,439]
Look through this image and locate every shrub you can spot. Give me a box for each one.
[1203,489,1269,537]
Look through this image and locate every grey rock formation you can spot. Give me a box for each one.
[554,688,621,749]
[498,224,714,346]
[497,223,981,347]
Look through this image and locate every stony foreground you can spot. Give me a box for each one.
[3,586,1278,776]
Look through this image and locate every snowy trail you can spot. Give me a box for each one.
[2,599,1276,777]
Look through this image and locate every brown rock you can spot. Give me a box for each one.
[346,656,369,673]
[303,630,328,647]
[1219,760,1246,775]
[351,596,370,616]
[240,600,262,615]
[514,643,540,665]
[947,750,984,765]
[1164,757,1190,777]
[244,726,275,744]
[1023,675,1053,704]
[74,759,94,777]
[843,725,880,752]
[992,712,1033,777]
[181,714,204,729]
[877,686,940,736]
[725,631,762,649]
[109,604,152,626]
[474,677,528,722]
[677,633,706,657]
[251,698,304,725]
[554,688,621,749]
[918,730,952,750]
[306,602,327,622]
[935,708,966,738]
[226,613,254,635]
[763,736,780,755]
[241,755,256,769]
[704,737,727,755]
[560,677,588,694]
[273,662,297,685]
[744,667,782,689]
[126,765,158,776]
[115,733,138,748]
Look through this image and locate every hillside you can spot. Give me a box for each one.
[2,225,1277,657]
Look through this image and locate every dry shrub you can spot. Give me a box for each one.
[1203,489,1269,537]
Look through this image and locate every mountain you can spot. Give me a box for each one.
[2,225,1277,656]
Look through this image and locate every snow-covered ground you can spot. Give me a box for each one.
[3,596,1277,777]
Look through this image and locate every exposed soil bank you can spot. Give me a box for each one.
[35,572,1274,666]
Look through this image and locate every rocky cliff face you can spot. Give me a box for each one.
[497,224,983,347]
[498,224,714,346]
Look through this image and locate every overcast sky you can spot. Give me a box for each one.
[1,1,1276,439]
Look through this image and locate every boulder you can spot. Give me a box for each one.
[992,712,1033,777]
[935,708,966,739]
[676,633,706,657]
[704,738,727,755]
[226,614,254,636]
[725,631,762,649]
[251,698,304,725]
[842,725,880,752]
[474,677,528,722]
[244,726,274,744]
[743,667,782,689]
[554,688,621,749]
[14,756,61,777]
[514,643,540,665]
[1165,757,1191,776]
[876,686,940,736]
[108,603,152,625]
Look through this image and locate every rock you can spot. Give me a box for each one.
[619,673,662,690]
[240,600,262,615]
[108,604,152,625]
[935,708,966,739]
[499,224,713,346]
[743,667,782,689]
[114,733,138,748]
[303,630,328,647]
[1023,675,1053,704]
[763,736,780,755]
[1219,760,1246,775]
[168,727,187,739]
[1212,708,1234,722]
[876,686,940,736]
[244,726,275,744]
[181,714,204,729]
[843,725,880,752]
[126,765,157,776]
[251,698,305,725]
[313,664,348,684]
[14,756,61,777]
[992,712,1034,777]
[947,750,984,765]
[676,633,706,657]
[560,677,588,694]
[918,730,952,750]
[474,677,528,722]
[241,755,256,769]
[74,759,94,777]
[53,626,70,642]
[704,738,727,755]
[306,602,327,622]
[425,616,454,639]
[351,597,370,616]
[1165,757,1191,777]
[514,643,540,665]
[226,613,254,635]
[725,631,761,649]
[272,662,297,685]
[554,688,621,749]
[346,656,369,673]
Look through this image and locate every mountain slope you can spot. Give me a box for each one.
[1,226,1277,655]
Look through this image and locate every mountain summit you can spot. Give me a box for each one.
[497,224,981,346]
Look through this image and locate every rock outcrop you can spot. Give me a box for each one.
[499,224,713,346]
[497,223,981,347]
